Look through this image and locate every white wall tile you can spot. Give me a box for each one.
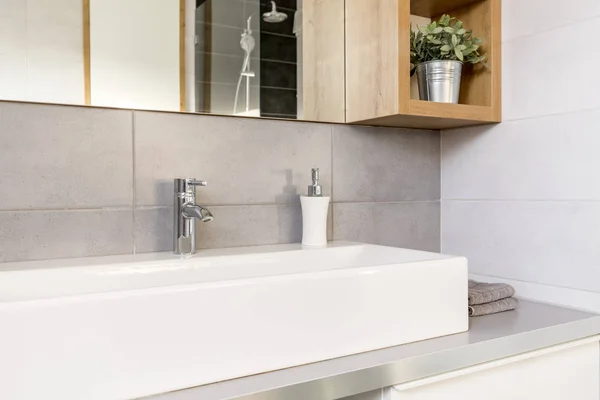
[26,21,84,105]
[0,0,84,104]
[0,5,27,102]
[26,19,82,56]
[442,108,600,200]
[442,0,600,303]
[503,18,600,121]
[26,0,82,27]
[25,60,85,105]
[0,16,26,53]
[90,0,180,111]
[469,273,600,314]
[0,0,25,19]
[0,51,27,101]
[503,0,600,42]
[0,2,27,102]
[442,201,600,293]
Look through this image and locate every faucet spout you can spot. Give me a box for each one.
[182,204,214,223]
[173,178,214,256]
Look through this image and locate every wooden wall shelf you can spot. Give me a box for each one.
[410,0,483,18]
[355,100,497,130]
[345,0,502,130]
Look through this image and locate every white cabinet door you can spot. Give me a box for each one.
[391,340,599,400]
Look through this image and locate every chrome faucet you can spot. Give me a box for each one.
[173,178,214,256]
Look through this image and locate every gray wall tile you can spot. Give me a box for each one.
[442,200,600,293]
[0,208,133,262]
[135,203,333,253]
[332,125,440,202]
[0,101,442,263]
[197,204,304,249]
[337,389,384,400]
[0,102,133,210]
[134,111,332,207]
[333,202,440,252]
[134,207,173,253]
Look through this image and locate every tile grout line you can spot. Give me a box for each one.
[471,272,600,296]
[332,200,441,205]
[131,111,137,256]
[502,104,600,125]
[442,199,600,203]
[131,200,441,210]
[439,131,443,253]
[330,125,335,240]
[261,31,297,40]
[469,273,600,314]
[342,0,347,125]
[260,86,298,92]
[502,13,600,46]
[0,207,134,213]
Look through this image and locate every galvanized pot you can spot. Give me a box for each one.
[416,60,463,103]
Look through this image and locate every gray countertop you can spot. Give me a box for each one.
[145,301,600,400]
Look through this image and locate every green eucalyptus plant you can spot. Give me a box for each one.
[410,14,486,75]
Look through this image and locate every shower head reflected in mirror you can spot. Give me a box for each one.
[234,0,287,115]
[263,1,288,23]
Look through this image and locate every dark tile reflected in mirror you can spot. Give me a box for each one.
[196,0,298,119]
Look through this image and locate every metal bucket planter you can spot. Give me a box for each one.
[416,60,463,103]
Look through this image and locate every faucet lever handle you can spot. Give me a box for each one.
[174,178,208,193]
[190,180,208,187]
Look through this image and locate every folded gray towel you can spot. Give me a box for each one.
[468,280,515,305]
[469,297,520,317]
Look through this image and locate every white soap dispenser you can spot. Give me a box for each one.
[300,168,330,247]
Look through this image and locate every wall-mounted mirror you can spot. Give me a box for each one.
[0,0,345,122]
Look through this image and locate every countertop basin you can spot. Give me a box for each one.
[0,242,468,400]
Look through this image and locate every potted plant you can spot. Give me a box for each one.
[410,14,486,104]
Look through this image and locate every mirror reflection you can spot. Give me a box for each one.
[0,0,344,122]
[197,0,299,118]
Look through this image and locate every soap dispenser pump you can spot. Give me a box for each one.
[300,168,330,247]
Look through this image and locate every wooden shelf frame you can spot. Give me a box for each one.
[345,0,502,130]
[410,0,484,18]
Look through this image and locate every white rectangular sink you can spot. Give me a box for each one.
[0,242,468,400]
